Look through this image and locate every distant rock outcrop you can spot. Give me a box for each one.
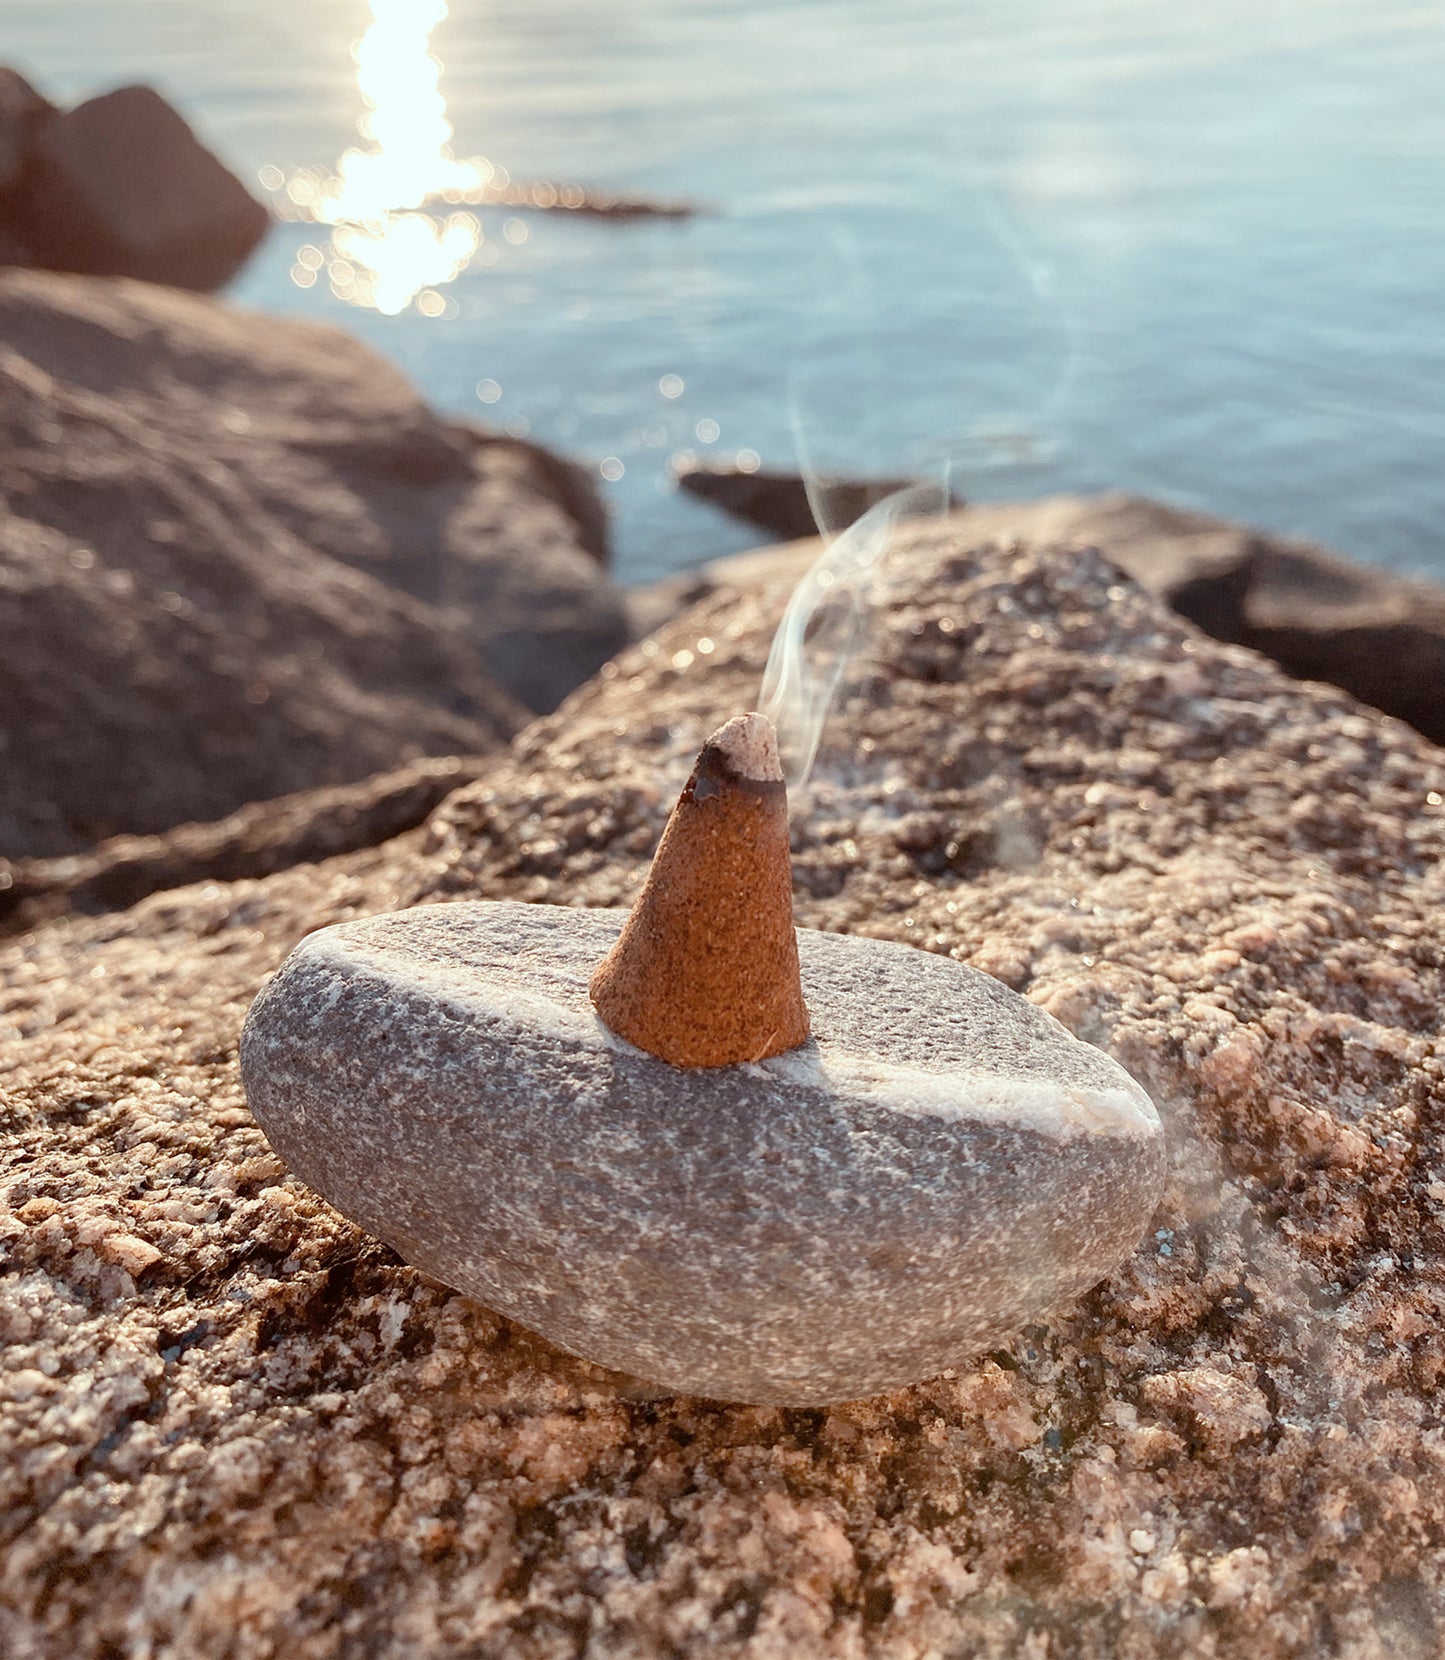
[476,177,694,220]
[0,270,629,858]
[676,458,958,542]
[0,77,268,291]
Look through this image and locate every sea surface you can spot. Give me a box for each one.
[11,0,1445,583]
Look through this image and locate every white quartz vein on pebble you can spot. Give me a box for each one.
[761,1046,1158,1139]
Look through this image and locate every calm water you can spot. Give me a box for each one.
[11,0,1445,582]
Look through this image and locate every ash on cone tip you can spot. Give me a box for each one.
[708,712,782,782]
[588,711,809,1068]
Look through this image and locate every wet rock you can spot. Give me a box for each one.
[0,269,628,857]
[677,458,957,541]
[241,903,1164,1404]
[4,524,1445,1654]
[0,85,268,291]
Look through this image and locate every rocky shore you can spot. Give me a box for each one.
[4,403,1445,1653]
[0,92,1442,1646]
[658,489,1445,749]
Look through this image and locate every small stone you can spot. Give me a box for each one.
[241,901,1166,1405]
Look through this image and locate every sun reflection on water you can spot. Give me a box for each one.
[287,0,488,315]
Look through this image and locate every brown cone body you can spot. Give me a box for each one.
[589,718,810,1068]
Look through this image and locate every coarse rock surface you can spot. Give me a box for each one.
[4,521,1445,1656]
[242,903,1163,1404]
[988,494,1445,746]
[635,492,1445,745]
[0,270,629,857]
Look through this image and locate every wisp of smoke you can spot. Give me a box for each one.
[758,480,949,791]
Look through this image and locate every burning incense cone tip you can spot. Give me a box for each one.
[588,712,809,1068]
[709,712,782,782]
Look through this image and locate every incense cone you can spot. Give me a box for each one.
[589,713,810,1068]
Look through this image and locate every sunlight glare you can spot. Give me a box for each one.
[297,0,488,314]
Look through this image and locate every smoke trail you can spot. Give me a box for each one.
[758,481,949,791]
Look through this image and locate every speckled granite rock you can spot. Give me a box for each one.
[241,903,1164,1403]
[3,523,1445,1656]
